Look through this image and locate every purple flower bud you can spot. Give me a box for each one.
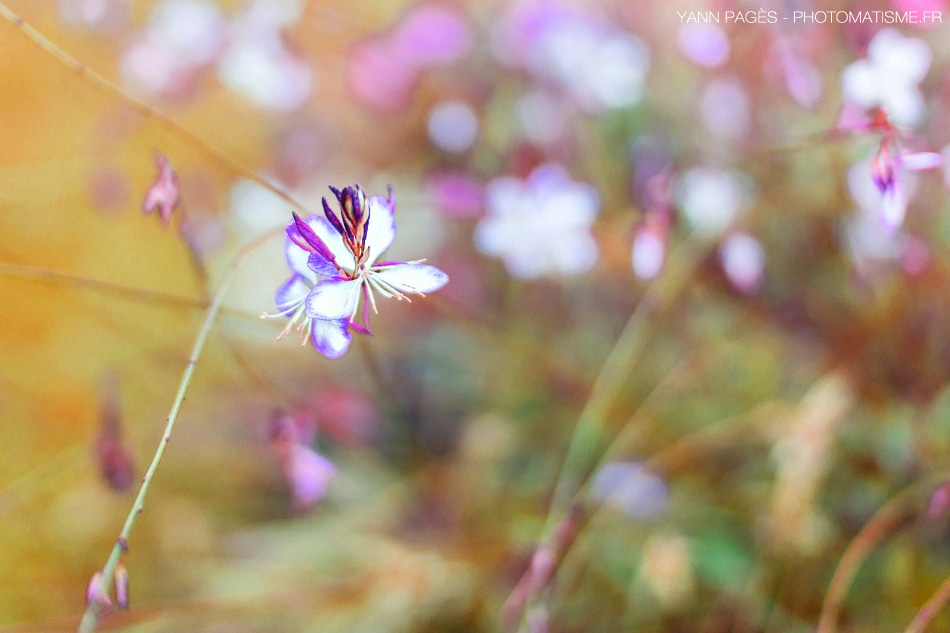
[290,212,336,265]
[115,562,130,610]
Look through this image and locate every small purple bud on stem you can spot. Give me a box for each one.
[85,571,114,616]
[321,198,346,237]
[115,562,130,610]
[85,571,105,606]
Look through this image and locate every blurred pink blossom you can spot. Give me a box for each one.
[631,167,675,281]
[270,411,335,511]
[348,3,472,112]
[142,154,180,226]
[425,170,484,219]
[767,37,822,108]
[719,232,766,294]
[389,3,473,66]
[891,0,947,20]
[701,77,750,139]
[677,23,729,68]
[284,444,336,511]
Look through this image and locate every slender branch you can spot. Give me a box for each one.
[0,2,308,216]
[76,230,275,633]
[507,237,706,632]
[816,489,919,633]
[903,575,950,633]
[0,259,265,321]
[544,235,705,531]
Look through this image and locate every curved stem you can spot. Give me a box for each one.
[507,237,706,632]
[0,2,308,216]
[544,235,705,533]
[815,484,922,633]
[903,575,950,633]
[76,230,276,633]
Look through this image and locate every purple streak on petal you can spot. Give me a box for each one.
[275,275,310,314]
[290,212,337,264]
[305,213,353,265]
[349,319,372,335]
[310,318,352,359]
[307,253,339,277]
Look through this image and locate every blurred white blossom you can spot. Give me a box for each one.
[675,168,753,236]
[427,101,479,153]
[474,164,600,279]
[841,28,931,126]
[493,0,649,113]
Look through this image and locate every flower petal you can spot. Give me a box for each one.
[289,214,353,268]
[307,253,338,277]
[365,191,396,260]
[285,235,317,281]
[286,443,336,506]
[310,318,352,359]
[881,183,907,229]
[289,213,336,263]
[902,151,941,171]
[373,263,449,294]
[306,278,362,320]
[275,274,310,314]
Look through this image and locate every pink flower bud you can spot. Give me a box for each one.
[928,481,950,519]
[142,153,180,226]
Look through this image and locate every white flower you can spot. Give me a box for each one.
[267,184,449,359]
[474,164,600,279]
[675,168,753,236]
[841,28,932,127]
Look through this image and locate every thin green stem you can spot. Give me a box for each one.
[815,473,950,633]
[76,230,277,633]
[0,2,308,216]
[510,237,705,633]
[544,235,705,533]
